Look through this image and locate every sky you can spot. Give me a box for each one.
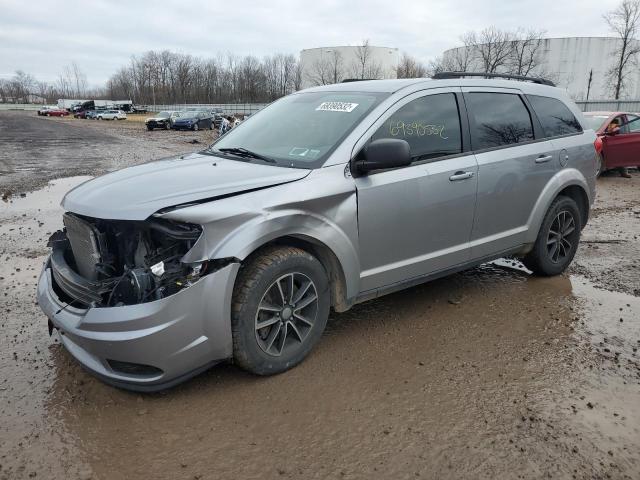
[0,0,623,87]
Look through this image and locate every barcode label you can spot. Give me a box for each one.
[316,102,359,113]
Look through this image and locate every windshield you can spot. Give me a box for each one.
[207,91,388,168]
[583,115,609,131]
[157,111,171,118]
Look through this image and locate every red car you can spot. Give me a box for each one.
[43,108,70,117]
[584,111,640,176]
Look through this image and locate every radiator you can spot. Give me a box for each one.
[62,213,103,280]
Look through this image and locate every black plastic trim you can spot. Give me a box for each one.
[433,71,555,86]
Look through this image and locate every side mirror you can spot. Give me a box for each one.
[355,139,412,174]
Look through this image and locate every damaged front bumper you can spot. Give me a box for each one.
[37,258,240,391]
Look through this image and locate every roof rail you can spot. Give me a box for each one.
[341,78,376,83]
[432,71,555,87]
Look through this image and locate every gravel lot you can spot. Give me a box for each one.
[1,111,639,480]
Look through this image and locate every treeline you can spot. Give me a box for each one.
[106,50,303,105]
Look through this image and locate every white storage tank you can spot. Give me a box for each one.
[442,37,640,100]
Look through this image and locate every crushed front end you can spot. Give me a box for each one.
[37,212,239,391]
[51,213,206,308]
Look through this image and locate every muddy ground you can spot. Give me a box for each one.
[0,111,639,480]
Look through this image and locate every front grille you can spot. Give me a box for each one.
[63,213,103,280]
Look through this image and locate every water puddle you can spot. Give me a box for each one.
[0,176,92,213]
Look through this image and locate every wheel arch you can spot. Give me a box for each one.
[239,234,352,313]
[524,169,592,246]
[557,184,589,229]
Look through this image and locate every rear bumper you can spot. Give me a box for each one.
[37,259,240,391]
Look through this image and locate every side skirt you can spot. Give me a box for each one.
[353,245,527,305]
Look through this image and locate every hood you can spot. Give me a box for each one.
[62,152,311,220]
[174,117,196,123]
[146,116,169,122]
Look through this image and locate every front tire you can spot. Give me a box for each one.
[522,196,582,276]
[231,246,330,375]
[192,123,199,131]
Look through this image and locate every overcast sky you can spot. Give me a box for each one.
[0,0,623,86]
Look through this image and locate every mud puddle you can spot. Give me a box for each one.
[1,175,639,479]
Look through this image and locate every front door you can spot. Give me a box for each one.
[354,91,478,292]
[603,114,640,169]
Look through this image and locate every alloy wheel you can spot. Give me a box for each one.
[254,272,318,357]
[546,210,576,263]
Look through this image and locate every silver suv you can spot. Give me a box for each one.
[37,74,597,390]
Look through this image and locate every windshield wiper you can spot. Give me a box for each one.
[216,147,276,163]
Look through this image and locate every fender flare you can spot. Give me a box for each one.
[181,210,361,302]
[524,168,592,245]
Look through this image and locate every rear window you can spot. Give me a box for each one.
[527,95,582,137]
[465,92,534,150]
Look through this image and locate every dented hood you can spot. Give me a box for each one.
[62,152,311,220]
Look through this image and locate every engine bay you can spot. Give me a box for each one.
[49,212,206,307]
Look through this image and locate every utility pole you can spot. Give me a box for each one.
[586,69,593,101]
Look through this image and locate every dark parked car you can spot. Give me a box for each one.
[171,111,213,131]
[209,108,225,128]
[583,111,640,176]
[85,110,99,120]
[73,110,91,119]
[145,111,176,130]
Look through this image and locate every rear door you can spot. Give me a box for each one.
[354,89,478,292]
[462,88,558,259]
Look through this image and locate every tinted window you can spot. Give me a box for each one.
[371,93,462,161]
[527,95,582,137]
[466,93,534,150]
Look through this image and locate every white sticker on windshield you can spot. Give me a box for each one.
[289,147,309,157]
[316,101,359,113]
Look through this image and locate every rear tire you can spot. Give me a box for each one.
[147,125,153,131]
[193,123,199,131]
[522,196,582,276]
[231,246,330,375]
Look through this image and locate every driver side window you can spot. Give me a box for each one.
[371,93,462,162]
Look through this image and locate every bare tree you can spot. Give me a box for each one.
[471,27,514,73]
[604,0,640,99]
[306,49,344,86]
[11,71,35,102]
[508,29,546,76]
[396,53,427,78]
[350,39,383,79]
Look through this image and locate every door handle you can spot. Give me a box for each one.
[535,154,553,164]
[449,171,475,181]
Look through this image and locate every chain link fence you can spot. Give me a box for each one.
[0,103,269,115]
[147,103,269,115]
[4,99,639,114]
